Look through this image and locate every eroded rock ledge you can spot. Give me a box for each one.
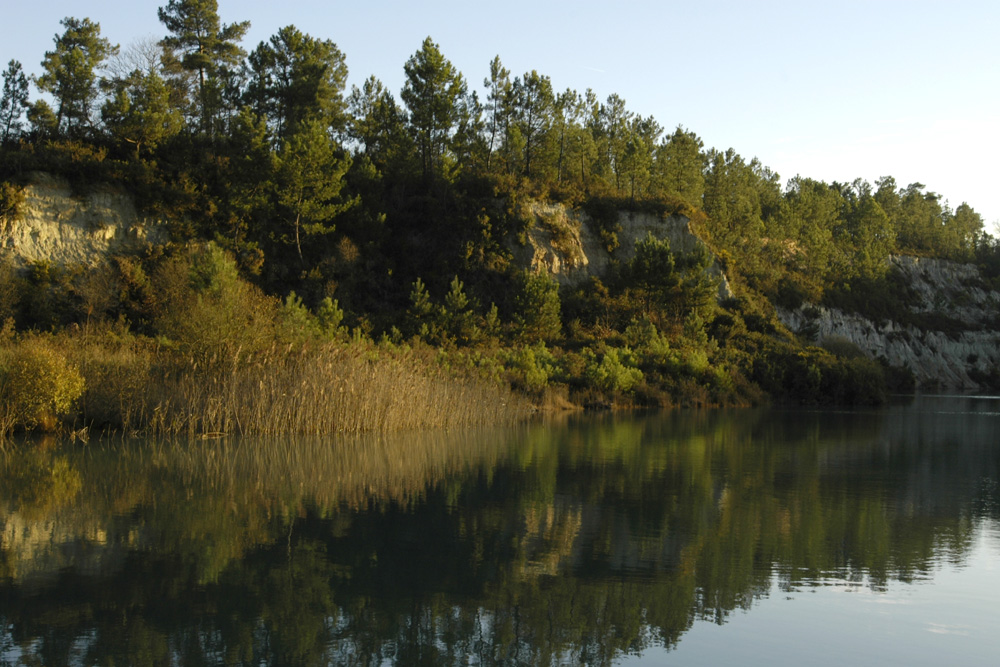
[778,256,1000,390]
[510,202,733,300]
[1,172,166,266]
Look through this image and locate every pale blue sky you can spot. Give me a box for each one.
[4,0,999,227]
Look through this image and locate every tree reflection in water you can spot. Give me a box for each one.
[1,396,998,665]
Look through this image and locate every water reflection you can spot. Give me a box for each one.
[1,397,998,665]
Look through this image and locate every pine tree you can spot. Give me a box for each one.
[158,0,249,136]
[0,60,30,143]
[401,37,468,180]
[36,17,118,137]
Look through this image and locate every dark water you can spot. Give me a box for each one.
[1,395,999,666]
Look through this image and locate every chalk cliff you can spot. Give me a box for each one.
[510,202,733,299]
[0,172,165,266]
[778,256,1000,390]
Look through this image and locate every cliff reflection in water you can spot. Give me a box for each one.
[1,396,998,666]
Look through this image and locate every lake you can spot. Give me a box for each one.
[2,395,998,665]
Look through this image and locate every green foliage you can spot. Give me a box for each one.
[441,275,481,344]
[155,243,278,361]
[751,342,886,406]
[703,148,777,251]
[347,75,414,175]
[0,338,85,431]
[274,118,354,267]
[624,316,671,363]
[820,335,866,359]
[316,296,345,337]
[505,342,558,394]
[839,188,894,280]
[408,276,433,321]
[584,347,644,395]
[3,18,992,413]
[513,271,562,341]
[401,37,470,180]
[0,260,21,322]
[583,197,621,252]
[653,126,705,206]
[1,59,30,143]
[776,176,840,278]
[37,17,118,137]
[188,241,241,293]
[277,291,319,343]
[612,233,718,333]
[158,0,250,135]
[821,268,921,325]
[0,180,25,222]
[246,25,349,139]
[101,67,182,157]
[274,291,345,342]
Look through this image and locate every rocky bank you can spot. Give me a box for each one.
[0,172,166,267]
[778,256,1000,390]
[510,202,733,299]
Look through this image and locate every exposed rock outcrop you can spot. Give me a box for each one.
[510,203,733,299]
[778,256,1000,390]
[0,172,166,266]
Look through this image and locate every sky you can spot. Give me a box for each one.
[4,0,999,229]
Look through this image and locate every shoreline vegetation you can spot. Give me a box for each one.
[0,244,534,439]
[0,326,532,439]
[2,2,1000,439]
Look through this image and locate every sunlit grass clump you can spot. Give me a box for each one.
[0,334,85,433]
[137,341,530,436]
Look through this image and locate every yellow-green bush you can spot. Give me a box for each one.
[0,339,85,431]
[504,343,558,394]
[153,243,278,362]
[584,347,644,395]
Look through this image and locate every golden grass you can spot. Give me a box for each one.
[136,343,532,436]
[58,329,531,437]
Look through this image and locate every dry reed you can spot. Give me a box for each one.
[94,340,532,436]
[0,322,532,439]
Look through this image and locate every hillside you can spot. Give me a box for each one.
[4,173,998,401]
[2,9,1000,436]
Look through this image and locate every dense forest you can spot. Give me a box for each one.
[1,0,999,435]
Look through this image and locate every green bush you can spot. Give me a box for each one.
[154,243,278,362]
[625,316,672,366]
[505,343,558,394]
[0,339,85,431]
[584,347,644,394]
[514,272,562,341]
[0,181,26,223]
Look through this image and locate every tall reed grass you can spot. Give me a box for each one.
[134,342,531,436]
[48,327,531,438]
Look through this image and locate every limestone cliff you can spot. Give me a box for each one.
[778,256,1000,390]
[0,172,166,266]
[510,202,999,391]
[510,202,733,299]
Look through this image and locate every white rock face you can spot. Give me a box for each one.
[1,172,166,266]
[778,256,1000,390]
[510,203,733,300]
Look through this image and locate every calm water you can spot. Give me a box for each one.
[1,395,998,665]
